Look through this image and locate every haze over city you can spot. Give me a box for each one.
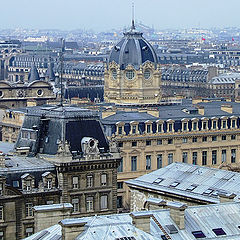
[1,0,240,31]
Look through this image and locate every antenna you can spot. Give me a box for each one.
[131,2,135,30]
[59,39,64,107]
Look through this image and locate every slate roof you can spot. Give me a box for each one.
[102,111,158,124]
[108,24,158,70]
[24,201,240,240]
[28,62,40,82]
[126,162,240,204]
[15,105,109,155]
[210,73,240,84]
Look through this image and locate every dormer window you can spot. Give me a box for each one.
[145,120,152,134]
[130,121,138,135]
[42,172,55,190]
[156,120,164,133]
[212,120,217,129]
[26,180,32,191]
[146,125,151,133]
[169,123,173,132]
[193,122,197,131]
[116,122,124,135]
[21,174,34,191]
[118,126,122,135]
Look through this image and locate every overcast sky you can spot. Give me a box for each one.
[1,0,239,31]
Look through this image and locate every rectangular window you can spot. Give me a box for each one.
[193,122,197,130]
[232,119,236,128]
[146,140,151,146]
[222,120,226,129]
[47,179,52,189]
[132,141,137,147]
[146,155,151,170]
[101,174,107,186]
[212,136,217,141]
[26,180,32,191]
[118,142,123,148]
[168,123,173,132]
[72,176,79,189]
[26,227,33,237]
[100,195,108,210]
[0,183,3,196]
[202,136,207,142]
[117,196,123,208]
[117,182,123,189]
[157,154,162,169]
[168,139,173,144]
[182,152,188,163]
[157,124,162,133]
[157,139,162,145]
[231,135,236,140]
[146,125,151,133]
[117,158,123,172]
[222,135,226,141]
[0,231,3,240]
[86,175,93,188]
[0,206,3,221]
[72,198,79,212]
[131,156,137,171]
[132,125,137,134]
[118,126,122,135]
[212,150,217,165]
[168,153,173,165]
[182,138,187,143]
[86,197,94,212]
[192,152,197,165]
[202,151,207,165]
[183,122,187,131]
[222,150,226,163]
[231,149,236,163]
[213,121,217,129]
[25,203,33,217]
[203,121,207,130]
[192,137,197,143]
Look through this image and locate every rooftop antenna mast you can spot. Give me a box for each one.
[131,2,135,30]
[59,39,64,106]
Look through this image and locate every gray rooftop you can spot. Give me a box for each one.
[24,201,240,240]
[126,162,240,204]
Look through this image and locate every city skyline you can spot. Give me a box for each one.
[1,0,240,31]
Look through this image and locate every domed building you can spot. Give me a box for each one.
[104,21,161,104]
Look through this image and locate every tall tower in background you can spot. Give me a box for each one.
[104,20,161,104]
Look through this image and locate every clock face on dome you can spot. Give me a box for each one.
[111,69,117,80]
[144,69,151,80]
[125,70,135,80]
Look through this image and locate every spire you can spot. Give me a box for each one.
[45,56,55,81]
[28,58,40,82]
[131,2,135,30]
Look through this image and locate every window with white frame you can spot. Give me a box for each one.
[86,197,94,212]
[0,206,3,221]
[86,175,93,188]
[26,180,32,191]
[25,203,33,217]
[132,125,137,134]
[72,198,79,212]
[25,227,33,237]
[72,176,79,189]
[46,179,52,189]
[101,174,107,186]
[100,195,108,210]
[157,123,162,133]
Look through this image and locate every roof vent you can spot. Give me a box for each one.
[165,224,178,234]
[192,231,206,238]
[212,228,226,236]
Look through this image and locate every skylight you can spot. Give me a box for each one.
[169,182,180,187]
[212,228,226,236]
[192,231,206,238]
[153,178,164,184]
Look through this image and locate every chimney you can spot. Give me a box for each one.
[168,201,187,230]
[219,192,236,203]
[60,218,88,240]
[144,197,166,210]
[130,212,153,234]
[197,105,205,115]
[221,104,233,114]
[34,203,73,232]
